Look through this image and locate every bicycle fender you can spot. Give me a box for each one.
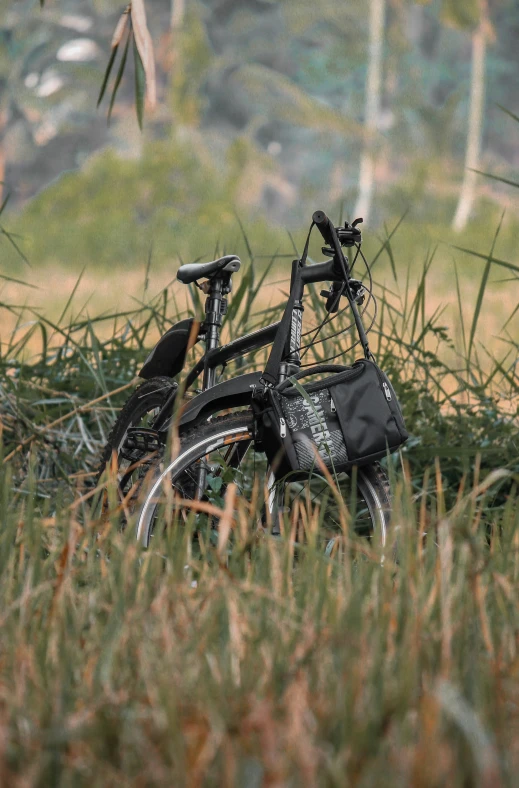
[139,318,201,380]
[159,372,263,431]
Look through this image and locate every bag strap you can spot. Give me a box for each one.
[261,223,314,387]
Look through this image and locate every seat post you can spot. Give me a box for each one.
[202,275,228,389]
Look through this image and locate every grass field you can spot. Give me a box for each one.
[0,209,517,784]
[1,467,518,785]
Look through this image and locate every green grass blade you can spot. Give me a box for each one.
[370,208,409,268]
[453,259,467,361]
[58,267,86,325]
[0,226,31,266]
[496,104,519,124]
[470,169,519,190]
[451,246,519,275]
[467,212,505,363]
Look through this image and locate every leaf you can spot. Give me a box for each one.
[496,104,519,125]
[470,169,519,190]
[98,6,131,109]
[108,29,132,124]
[130,0,157,110]
[112,5,131,48]
[133,37,146,130]
[208,475,223,494]
[97,45,119,108]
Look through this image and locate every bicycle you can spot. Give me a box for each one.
[95,210,398,552]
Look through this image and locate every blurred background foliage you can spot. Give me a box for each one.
[0,0,517,271]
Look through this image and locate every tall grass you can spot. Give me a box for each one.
[0,461,518,784]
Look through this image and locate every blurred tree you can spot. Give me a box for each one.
[446,0,493,231]
[0,1,109,202]
[171,0,185,31]
[19,0,519,228]
[354,0,385,225]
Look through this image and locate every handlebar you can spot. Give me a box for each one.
[311,208,352,282]
[312,209,337,248]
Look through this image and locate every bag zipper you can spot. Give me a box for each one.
[330,394,337,413]
[371,362,406,437]
[282,363,364,396]
[279,417,287,438]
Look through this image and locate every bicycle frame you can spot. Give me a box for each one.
[145,215,368,435]
[147,283,280,433]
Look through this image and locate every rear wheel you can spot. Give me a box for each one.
[134,412,393,556]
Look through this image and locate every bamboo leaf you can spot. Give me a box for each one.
[97,45,119,108]
[130,0,157,110]
[133,37,146,130]
[108,29,132,124]
[112,5,131,48]
[98,6,131,109]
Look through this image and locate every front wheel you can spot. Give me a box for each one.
[133,412,393,554]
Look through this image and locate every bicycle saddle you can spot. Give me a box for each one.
[177,255,241,285]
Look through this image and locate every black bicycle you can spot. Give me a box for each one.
[95,210,394,552]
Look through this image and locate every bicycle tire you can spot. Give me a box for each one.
[133,411,393,552]
[94,376,175,492]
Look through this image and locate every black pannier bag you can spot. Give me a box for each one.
[254,360,408,479]
[254,222,408,479]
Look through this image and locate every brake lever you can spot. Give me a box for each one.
[349,279,366,305]
[320,281,344,313]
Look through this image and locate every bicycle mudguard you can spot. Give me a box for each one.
[139,318,202,380]
[157,372,263,432]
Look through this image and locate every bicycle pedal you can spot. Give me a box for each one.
[124,428,162,454]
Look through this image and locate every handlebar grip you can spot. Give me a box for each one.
[312,210,335,247]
